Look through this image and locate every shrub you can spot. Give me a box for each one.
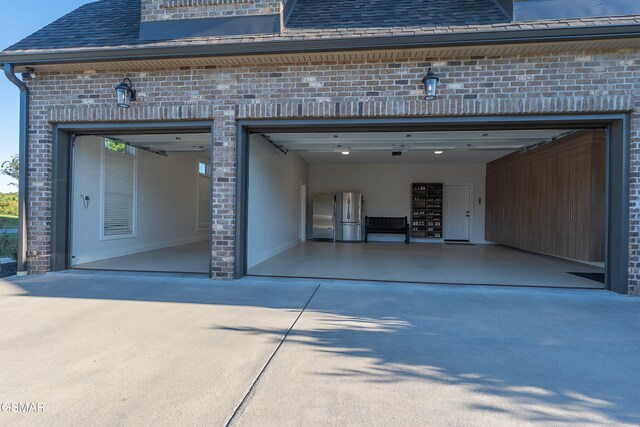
[0,232,17,260]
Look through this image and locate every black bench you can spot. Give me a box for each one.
[364,216,410,244]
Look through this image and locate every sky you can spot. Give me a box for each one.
[0,1,91,192]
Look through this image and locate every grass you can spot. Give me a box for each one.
[0,215,18,229]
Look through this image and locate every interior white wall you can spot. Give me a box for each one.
[248,134,309,268]
[71,135,209,265]
[309,163,487,243]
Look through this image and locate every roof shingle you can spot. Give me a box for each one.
[6,0,140,51]
[3,0,640,54]
[286,0,509,29]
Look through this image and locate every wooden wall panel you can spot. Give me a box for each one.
[485,129,606,262]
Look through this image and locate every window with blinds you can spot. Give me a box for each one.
[197,159,211,230]
[103,142,136,238]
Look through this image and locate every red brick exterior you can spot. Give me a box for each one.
[23,50,640,294]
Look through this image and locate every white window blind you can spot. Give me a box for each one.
[104,150,135,237]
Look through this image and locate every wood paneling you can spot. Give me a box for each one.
[486,129,605,262]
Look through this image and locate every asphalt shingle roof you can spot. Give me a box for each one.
[286,0,509,29]
[6,0,141,51]
[3,0,640,54]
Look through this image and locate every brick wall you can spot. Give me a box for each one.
[23,49,640,294]
[141,0,281,21]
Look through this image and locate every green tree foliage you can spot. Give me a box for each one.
[104,138,127,153]
[0,154,19,185]
[0,193,18,216]
[0,154,19,260]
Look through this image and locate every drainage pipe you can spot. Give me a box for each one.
[3,63,29,274]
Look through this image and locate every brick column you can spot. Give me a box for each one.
[210,110,237,279]
[629,109,640,296]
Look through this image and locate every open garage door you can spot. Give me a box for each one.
[69,132,212,274]
[244,128,606,289]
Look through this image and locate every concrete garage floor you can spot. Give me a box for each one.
[74,241,210,274]
[249,241,605,288]
[1,273,638,426]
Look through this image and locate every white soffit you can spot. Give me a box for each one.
[19,38,640,73]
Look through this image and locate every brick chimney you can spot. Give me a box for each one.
[139,0,285,41]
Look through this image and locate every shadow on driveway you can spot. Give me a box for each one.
[3,272,640,425]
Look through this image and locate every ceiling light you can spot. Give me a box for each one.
[434,151,444,154]
[337,144,349,155]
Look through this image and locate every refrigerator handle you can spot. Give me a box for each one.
[333,195,337,242]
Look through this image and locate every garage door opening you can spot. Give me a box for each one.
[70,132,211,274]
[245,128,606,288]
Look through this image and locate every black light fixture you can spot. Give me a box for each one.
[115,78,136,108]
[21,67,37,80]
[422,68,440,100]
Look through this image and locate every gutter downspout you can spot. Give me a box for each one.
[3,64,28,275]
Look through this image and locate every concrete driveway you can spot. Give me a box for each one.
[0,273,638,426]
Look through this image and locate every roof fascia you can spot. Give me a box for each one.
[1,24,640,67]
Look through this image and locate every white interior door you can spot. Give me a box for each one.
[444,184,471,241]
[300,183,307,241]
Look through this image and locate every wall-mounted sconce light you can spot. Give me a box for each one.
[115,78,136,108]
[422,68,440,100]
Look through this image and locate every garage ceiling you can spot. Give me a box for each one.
[107,133,212,153]
[263,129,576,164]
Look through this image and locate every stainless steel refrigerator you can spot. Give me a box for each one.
[312,194,336,240]
[335,191,364,242]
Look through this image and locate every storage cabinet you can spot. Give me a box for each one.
[411,183,443,238]
[485,130,605,262]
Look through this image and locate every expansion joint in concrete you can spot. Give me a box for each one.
[224,283,321,426]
